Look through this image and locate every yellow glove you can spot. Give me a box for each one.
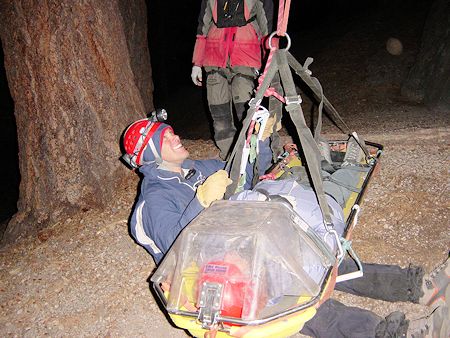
[196,170,232,208]
[260,116,282,141]
[261,117,275,141]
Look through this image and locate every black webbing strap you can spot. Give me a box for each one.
[277,49,332,225]
[268,72,284,159]
[225,58,279,198]
[287,53,351,135]
[205,69,228,80]
[225,48,333,225]
[287,54,371,161]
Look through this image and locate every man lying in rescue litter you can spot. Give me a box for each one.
[122,116,449,338]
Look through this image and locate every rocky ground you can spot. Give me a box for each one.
[1,122,448,338]
[1,2,449,338]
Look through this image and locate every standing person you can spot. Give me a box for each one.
[122,117,449,338]
[191,0,274,159]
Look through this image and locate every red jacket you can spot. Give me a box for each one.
[192,0,273,69]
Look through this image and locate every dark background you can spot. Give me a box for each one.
[0,0,434,223]
[148,0,424,137]
[0,40,18,224]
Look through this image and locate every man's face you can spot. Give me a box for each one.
[160,129,189,164]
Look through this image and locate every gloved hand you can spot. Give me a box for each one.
[261,116,275,141]
[196,170,232,208]
[191,65,202,86]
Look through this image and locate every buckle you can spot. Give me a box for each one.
[285,95,302,105]
[197,282,223,328]
[248,97,262,108]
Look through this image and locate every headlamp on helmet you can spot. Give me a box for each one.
[149,108,168,122]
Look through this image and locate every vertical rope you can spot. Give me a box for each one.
[276,0,292,36]
[257,44,276,91]
[277,0,285,35]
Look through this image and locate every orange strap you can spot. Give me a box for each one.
[277,0,292,36]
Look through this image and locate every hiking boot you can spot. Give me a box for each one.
[342,136,365,166]
[419,254,450,306]
[407,301,450,338]
[317,140,332,164]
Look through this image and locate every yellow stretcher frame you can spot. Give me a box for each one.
[152,140,383,338]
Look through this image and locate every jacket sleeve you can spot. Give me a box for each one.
[130,192,204,264]
[148,193,204,254]
[130,160,225,263]
[192,0,213,66]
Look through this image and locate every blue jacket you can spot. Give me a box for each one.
[130,159,224,263]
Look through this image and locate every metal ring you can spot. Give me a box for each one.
[268,31,291,51]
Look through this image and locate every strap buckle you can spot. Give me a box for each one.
[285,95,303,105]
[197,282,223,329]
[249,97,262,108]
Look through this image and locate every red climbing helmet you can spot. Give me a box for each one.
[197,260,249,320]
[122,109,170,168]
[122,119,163,168]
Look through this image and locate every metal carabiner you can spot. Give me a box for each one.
[268,31,291,51]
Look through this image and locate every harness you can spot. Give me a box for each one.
[205,69,256,84]
[216,0,256,28]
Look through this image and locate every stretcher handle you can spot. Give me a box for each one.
[336,262,363,283]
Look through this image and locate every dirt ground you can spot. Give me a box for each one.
[1,3,449,338]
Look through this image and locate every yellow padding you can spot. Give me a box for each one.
[169,295,318,338]
[181,262,200,303]
[274,157,302,179]
[170,307,317,338]
[169,315,216,338]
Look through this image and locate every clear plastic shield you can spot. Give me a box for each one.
[151,200,334,323]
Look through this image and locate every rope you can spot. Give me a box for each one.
[255,0,293,101]
[263,83,285,103]
[256,42,278,99]
[277,0,292,36]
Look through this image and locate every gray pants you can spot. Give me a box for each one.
[322,166,369,208]
[205,65,257,158]
[300,255,424,337]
